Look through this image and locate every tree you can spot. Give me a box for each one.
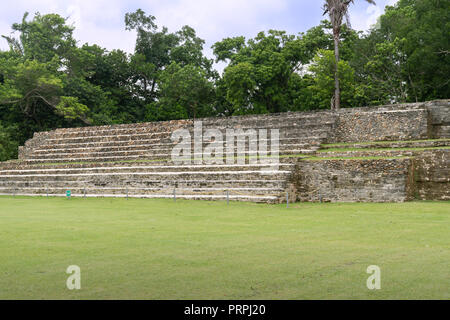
[0,13,102,128]
[2,12,76,63]
[73,44,139,124]
[0,123,19,161]
[213,30,307,114]
[363,38,409,104]
[374,0,449,102]
[146,63,215,121]
[0,54,90,126]
[349,0,450,105]
[212,22,362,114]
[0,12,125,155]
[125,9,216,108]
[308,49,361,109]
[323,0,375,110]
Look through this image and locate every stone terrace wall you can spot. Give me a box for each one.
[426,100,450,138]
[328,104,430,143]
[293,158,414,203]
[328,100,450,143]
[413,150,450,200]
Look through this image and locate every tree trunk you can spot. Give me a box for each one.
[333,33,341,111]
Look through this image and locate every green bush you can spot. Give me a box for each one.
[0,124,19,161]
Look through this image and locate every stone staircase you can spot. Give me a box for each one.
[19,115,333,164]
[1,111,337,203]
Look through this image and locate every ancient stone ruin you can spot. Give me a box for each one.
[0,100,448,203]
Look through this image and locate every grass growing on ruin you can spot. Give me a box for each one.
[15,154,309,167]
[322,138,450,148]
[0,196,448,300]
[316,146,450,153]
[303,155,411,161]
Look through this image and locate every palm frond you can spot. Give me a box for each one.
[1,35,24,56]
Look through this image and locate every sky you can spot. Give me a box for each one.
[0,0,398,70]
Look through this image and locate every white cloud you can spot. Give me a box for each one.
[65,1,135,53]
[66,5,82,30]
[61,0,136,52]
[349,0,399,32]
[364,4,383,30]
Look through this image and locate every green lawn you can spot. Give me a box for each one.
[0,197,448,300]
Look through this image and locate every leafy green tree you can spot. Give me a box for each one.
[213,30,306,114]
[0,123,19,161]
[377,0,449,101]
[213,22,361,114]
[71,45,138,124]
[146,63,215,121]
[125,9,216,106]
[308,49,360,109]
[351,0,449,104]
[362,38,409,104]
[0,13,92,128]
[2,12,76,63]
[0,56,90,125]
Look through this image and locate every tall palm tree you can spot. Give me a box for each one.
[323,0,375,110]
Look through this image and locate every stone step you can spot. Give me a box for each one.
[41,127,330,146]
[0,154,301,169]
[0,160,294,170]
[24,148,316,163]
[320,139,450,150]
[6,110,339,204]
[0,179,286,189]
[0,192,281,203]
[0,170,291,182]
[203,114,336,127]
[48,122,334,138]
[19,157,303,166]
[0,163,294,175]
[34,137,322,153]
[0,186,285,197]
[30,143,319,158]
[47,115,336,138]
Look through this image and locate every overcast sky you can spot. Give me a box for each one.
[0,0,398,70]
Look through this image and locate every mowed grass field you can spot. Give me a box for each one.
[0,196,448,300]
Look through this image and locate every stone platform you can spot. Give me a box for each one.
[1,100,448,203]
